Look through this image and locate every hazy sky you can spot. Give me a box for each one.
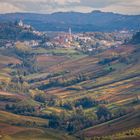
[0,0,140,15]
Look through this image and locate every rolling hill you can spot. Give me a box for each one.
[0,22,42,41]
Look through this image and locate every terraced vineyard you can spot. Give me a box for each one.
[0,30,140,140]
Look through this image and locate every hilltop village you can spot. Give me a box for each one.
[1,20,133,54]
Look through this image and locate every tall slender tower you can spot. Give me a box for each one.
[68,27,72,41]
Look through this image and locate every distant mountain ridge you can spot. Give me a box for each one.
[0,11,140,32]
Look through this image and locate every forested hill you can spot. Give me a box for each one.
[0,10,140,32]
[0,22,42,41]
[130,32,140,44]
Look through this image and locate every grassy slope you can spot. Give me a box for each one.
[0,123,76,140]
[0,110,48,126]
[83,110,140,137]
[0,111,76,140]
